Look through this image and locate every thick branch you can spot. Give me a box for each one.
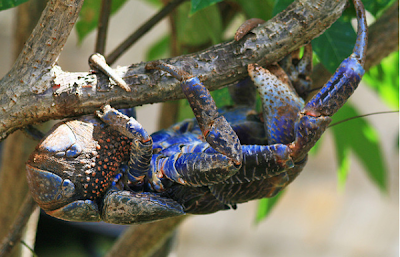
[0,0,347,140]
[0,0,84,138]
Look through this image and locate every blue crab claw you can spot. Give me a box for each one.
[26,165,185,224]
[101,190,185,224]
[26,164,102,222]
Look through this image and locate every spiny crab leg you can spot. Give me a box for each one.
[248,0,367,164]
[145,61,242,166]
[303,0,367,118]
[290,0,367,161]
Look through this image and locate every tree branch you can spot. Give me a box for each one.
[0,0,84,140]
[0,196,38,257]
[0,0,348,140]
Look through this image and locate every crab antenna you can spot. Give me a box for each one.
[353,0,368,66]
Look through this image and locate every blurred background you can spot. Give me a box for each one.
[0,0,398,256]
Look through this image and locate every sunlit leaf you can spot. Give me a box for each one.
[272,0,293,16]
[190,0,222,15]
[176,2,223,47]
[76,0,128,43]
[234,0,275,20]
[141,0,162,8]
[145,34,170,61]
[312,17,356,73]
[0,0,28,10]
[331,103,387,191]
[362,0,395,17]
[255,190,284,223]
[363,51,399,109]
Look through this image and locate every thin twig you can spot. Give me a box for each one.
[96,0,112,54]
[328,111,399,128]
[0,196,38,257]
[106,0,187,65]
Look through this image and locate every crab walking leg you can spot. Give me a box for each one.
[249,63,305,145]
[154,152,242,187]
[145,62,242,165]
[290,0,367,161]
[151,142,293,188]
[96,105,153,183]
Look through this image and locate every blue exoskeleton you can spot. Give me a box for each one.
[26,0,367,224]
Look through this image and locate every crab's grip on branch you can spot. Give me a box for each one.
[25,0,367,224]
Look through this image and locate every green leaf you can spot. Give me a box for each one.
[312,17,357,73]
[190,0,222,15]
[255,190,284,224]
[140,0,162,8]
[177,87,232,121]
[76,0,128,43]
[362,0,395,17]
[363,51,399,109]
[336,145,351,190]
[331,103,387,191]
[145,34,171,61]
[234,0,275,20]
[211,87,233,107]
[176,2,223,47]
[0,0,28,11]
[272,0,294,16]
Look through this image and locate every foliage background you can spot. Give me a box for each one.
[0,0,398,256]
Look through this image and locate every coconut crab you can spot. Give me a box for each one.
[26,0,367,225]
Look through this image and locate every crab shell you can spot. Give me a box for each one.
[26,115,184,224]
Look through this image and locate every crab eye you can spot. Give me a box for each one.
[66,143,82,158]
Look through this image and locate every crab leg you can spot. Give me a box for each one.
[145,62,242,187]
[278,44,313,99]
[96,105,153,184]
[290,0,367,161]
[248,0,366,162]
[303,0,367,117]
[249,63,305,145]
